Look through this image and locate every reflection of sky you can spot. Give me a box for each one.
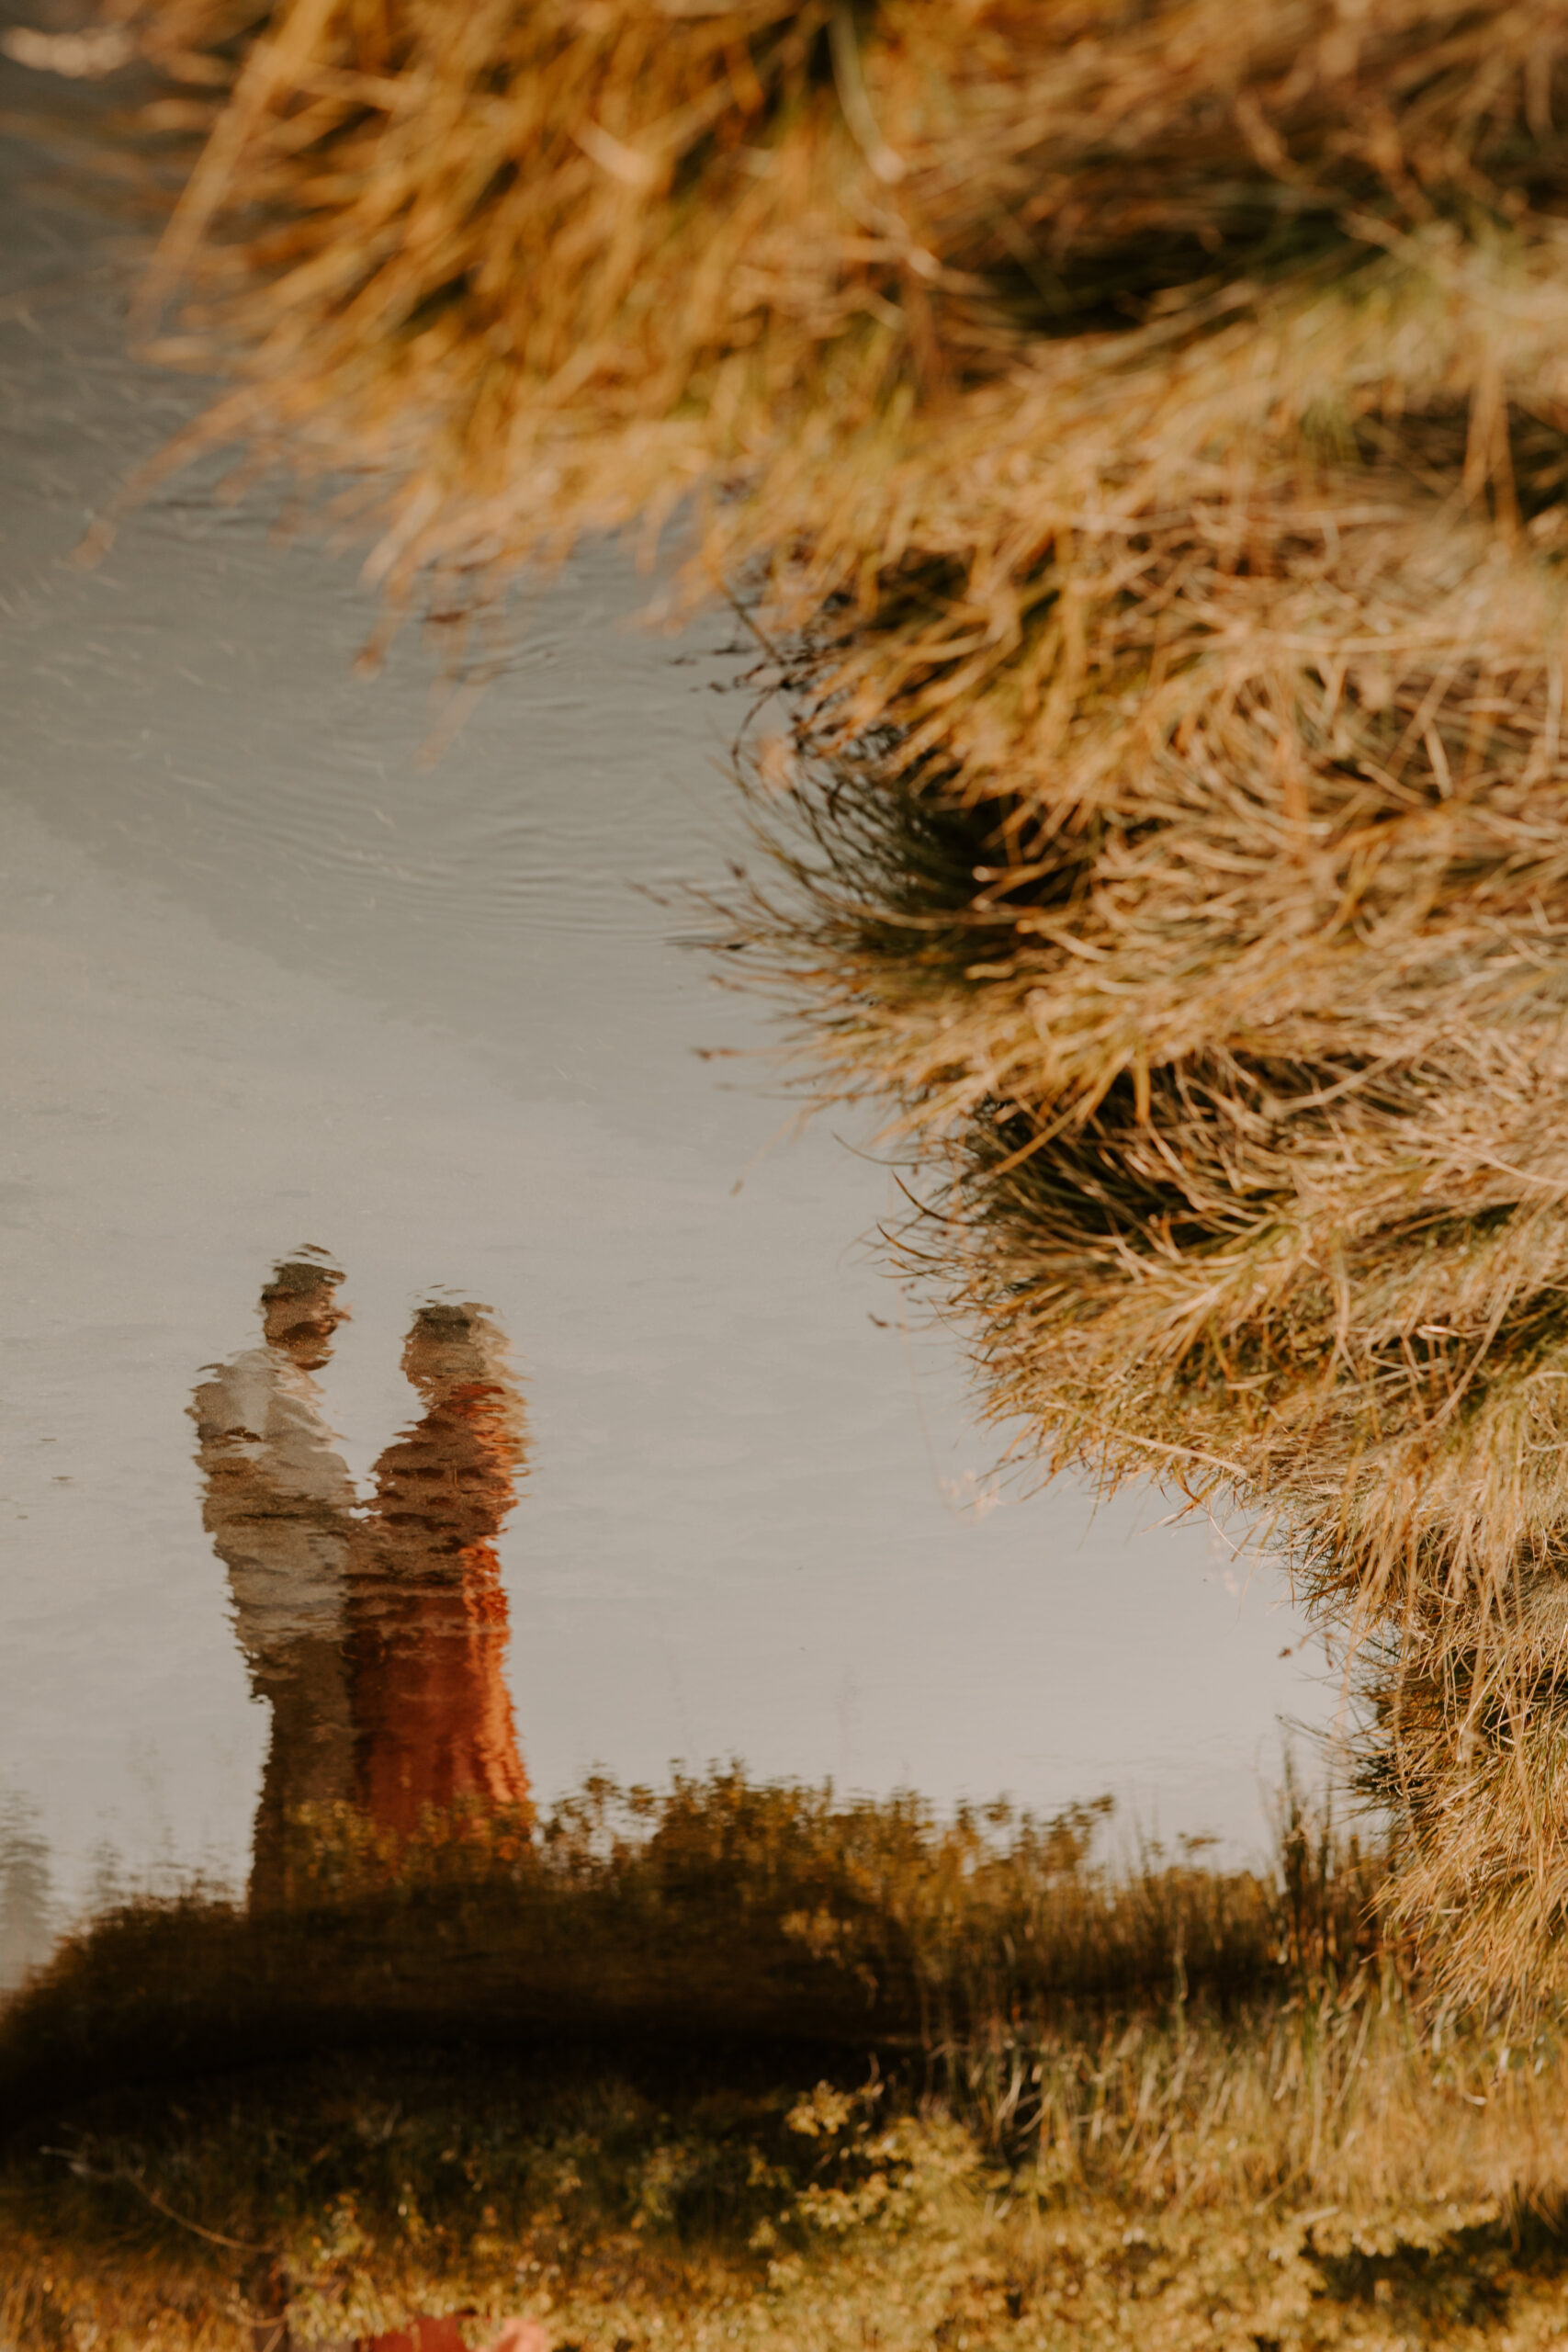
[0,100,1338,1945]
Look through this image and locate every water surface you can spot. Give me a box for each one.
[0,84,1335,1989]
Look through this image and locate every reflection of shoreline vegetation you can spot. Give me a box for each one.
[0,1792,55,1997]
[0,1769,1387,2094]
[11,1771,1568,2345]
[716,723,1568,1997]
[108,0,1568,1996]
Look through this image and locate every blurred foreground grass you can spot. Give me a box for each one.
[8,1771,1568,2346]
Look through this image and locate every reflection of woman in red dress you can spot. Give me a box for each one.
[346,1303,532,1838]
[345,1306,537,2352]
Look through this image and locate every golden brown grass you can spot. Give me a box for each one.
[113,0,1568,653]
[92,0,1568,1984]
[17,2044,1568,2349]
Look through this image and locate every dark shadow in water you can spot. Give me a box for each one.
[191,1256,530,1909]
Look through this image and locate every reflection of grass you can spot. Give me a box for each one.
[9,1772,1568,2346]
[0,1769,1383,2111]
[721,726,1568,1997]
[108,0,1568,2000]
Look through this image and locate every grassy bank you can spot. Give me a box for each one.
[9,1770,1568,2345]
[16,2030,1568,2351]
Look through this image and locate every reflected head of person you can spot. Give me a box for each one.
[402,1299,514,1406]
[259,1253,348,1371]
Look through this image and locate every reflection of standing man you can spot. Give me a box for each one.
[189,1254,356,1906]
[347,1304,533,1837]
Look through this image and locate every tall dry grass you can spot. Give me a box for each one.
[111,0,1568,673]
[91,0,1568,1984]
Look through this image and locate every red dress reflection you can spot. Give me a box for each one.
[346,1304,531,1834]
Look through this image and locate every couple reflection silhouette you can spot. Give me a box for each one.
[191,1253,533,1912]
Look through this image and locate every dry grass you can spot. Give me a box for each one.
[89,0,1568,1983]
[17,2041,1568,2350]
[112,0,1568,650]
[716,665,1568,1989]
[715,695,1568,1977]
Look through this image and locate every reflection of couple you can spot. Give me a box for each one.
[190,1255,531,1905]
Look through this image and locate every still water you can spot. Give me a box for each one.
[0,86,1333,1997]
